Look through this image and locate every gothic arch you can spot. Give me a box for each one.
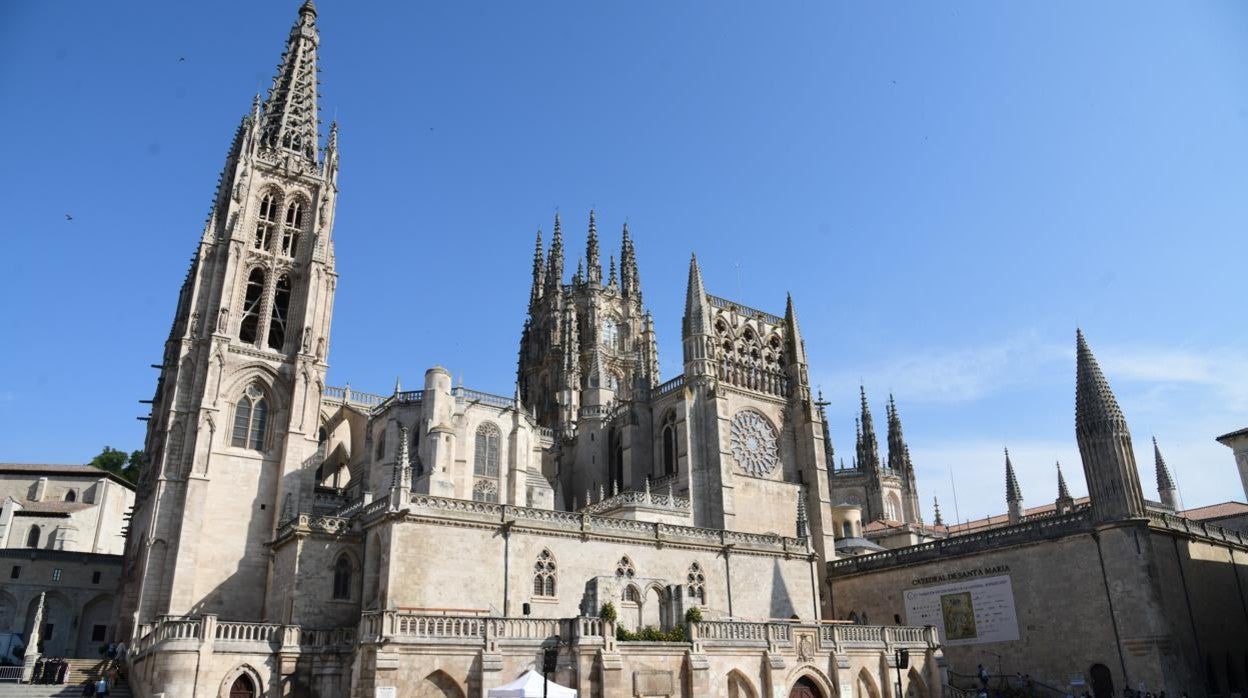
[221,362,287,400]
[856,667,881,698]
[76,592,115,656]
[727,669,758,698]
[905,667,928,698]
[331,548,359,601]
[417,670,466,698]
[218,663,265,698]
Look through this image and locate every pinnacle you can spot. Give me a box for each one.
[1005,448,1023,502]
[1076,329,1127,433]
[1056,461,1071,500]
[1153,437,1176,491]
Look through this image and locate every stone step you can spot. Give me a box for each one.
[0,686,132,698]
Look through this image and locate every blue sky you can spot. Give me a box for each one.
[1,1,1245,521]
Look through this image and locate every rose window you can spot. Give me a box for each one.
[730,410,779,476]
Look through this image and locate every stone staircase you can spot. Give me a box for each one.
[0,659,131,697]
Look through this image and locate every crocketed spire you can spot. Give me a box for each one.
[1056,461,1071,500]
[260,0,321,162]
[886,394,908,474]
[1005,448,1023,503]
[1076,329,1127,436]
[529,229,544,308]
[544,213,564,294]
[933,496,944,526]
[857,387,881,472]
[1153,437,1175,491]
[586,210,601,284]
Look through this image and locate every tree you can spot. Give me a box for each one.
[89,446,142,483]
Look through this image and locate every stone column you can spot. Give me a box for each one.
[21,592,44,683]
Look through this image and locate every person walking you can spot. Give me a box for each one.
[95,677,108,697]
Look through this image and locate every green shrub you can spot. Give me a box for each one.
[599,602,617,623]
[684,607,703,624]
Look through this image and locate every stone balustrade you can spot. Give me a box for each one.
[1147,509,1248,547]
[131,616,355,660]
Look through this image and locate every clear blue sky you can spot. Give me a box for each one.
[2,1,1246,521]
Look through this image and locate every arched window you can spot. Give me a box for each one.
[841,521,852,539]
[64,490,76,503]
[231,384,269,451]
[474,423,500,477]
[885,493,902,522]
[375,428,387,461]
[266,274,291,351]
[622,585,640,603]
[615,556,635,578]
[472,479,498,503]
[254,194,277,251]
[686,562,706,605]
[533,549,556,597]
[411,427,423,477]
[601,317,619,350]
[238,269,266,344]
[25,525,40,548]
[281,201,303,257]
[332,554,352,600]
[661,413,677,476]
[230,674,256,698]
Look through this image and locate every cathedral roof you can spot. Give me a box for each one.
[1075,329,1128,434]
[0,463,135,489]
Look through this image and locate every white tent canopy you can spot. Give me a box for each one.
[486,669,578,698]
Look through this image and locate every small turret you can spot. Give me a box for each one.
[933,496,944,526]
[586,210,601,285]
[1154,437,1179,511]
[1055,461,1075,514]
[681,254,714,378]
[529,230,544,309]
[1005,448,1025,523]
[1075,330,1147,522]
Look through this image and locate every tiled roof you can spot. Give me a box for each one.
[0,463,136,489]
[11,500,93,515]
[1217,427,1248,443]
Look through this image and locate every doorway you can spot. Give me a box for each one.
[1089,664,1114,698]
[789,676,824,698]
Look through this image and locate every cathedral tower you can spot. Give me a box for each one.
[119,0,340,631]
[1074,330,1147,523]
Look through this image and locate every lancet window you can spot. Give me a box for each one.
[266,274,291,350]
[231,384,269,451]
[281,201,303,257]
[661,412,677,476]
[238,269,266,344]
[332,554,352,600]
[533,549,556,597]
[474,423,500,477]
[254,193,277,251]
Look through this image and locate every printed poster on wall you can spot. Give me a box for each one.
[903,574,1020,646]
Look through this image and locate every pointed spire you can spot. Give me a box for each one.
[574,257,585,285]
[1153,437,1175,491]
[1005,448,1022,503]
[607,255,618,288]
[1057,461,1071,500]
[1075,329,1127,433]
[784,293,808,366]
[858,386,881,471]
[529,229,545,308]
[545,213,564,294]
[394,376,402,394]
[260,0,322,162]
[683,254,708,335]
[1074,329,1147,521]
[933,496,944,526]
[586,210,601,284]
[886,394,908,473]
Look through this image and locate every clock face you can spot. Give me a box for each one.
[730,410,779,477]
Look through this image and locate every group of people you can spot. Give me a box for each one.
[29,657,68,684]
[80,659,123,697]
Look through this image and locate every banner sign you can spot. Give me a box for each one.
[903,574,1020,646]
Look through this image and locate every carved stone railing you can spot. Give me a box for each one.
[580,487,690,516]
[706,294,784,325]
[323,385,387,410]
[829,509,1094,576]
[694,621,769,644]
[313,487,348,513]
[331,496,366,519]
[655,375,686,397]
[1147,509,1248,547]
[455,387,516,409]
[405,493,807,555]
[215,621,283,643]
[275,513,353,540]
[301,627,357,649]
[359,496,391,521]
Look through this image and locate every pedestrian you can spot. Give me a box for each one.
[107,642,116,660]
[115,640,126,658]
[95,677,108,697]
[978,664,989,689]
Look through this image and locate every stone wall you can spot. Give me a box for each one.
[0,548,122,657]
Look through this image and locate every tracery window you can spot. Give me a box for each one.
[472,479,498,503]
[615,556,635,578]
[601,317,619,350]
[686,562,706,605]
[884,493,901,522]
[255,193,277,251]
[661,413,677,476]
[333,554,352,600]
[533,549,556,597]
[474,423,501,477]
[622,585,640,603]
[231,384,269,451]
[238,269,266,344]
[281,201,303,257]
[266,274,291,351]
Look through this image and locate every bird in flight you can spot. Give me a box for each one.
[178,56,186,62]
[65,213,73,222]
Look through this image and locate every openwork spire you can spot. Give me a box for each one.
[529,229,544,308]
[607,255,617,288]
[1057,462,1071,500]
[1005,448,1023,503]
[620,223,641,303]
[857,386,881,471]
[544,213,564,294]
[260,0,321,162]
[886,394,908,474]
[586,210,601,284]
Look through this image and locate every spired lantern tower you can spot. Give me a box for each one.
[118,0,341,631]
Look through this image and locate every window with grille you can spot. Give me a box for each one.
[231,384,269,451]
[474,423,500,477]
[51,568,62,581]
[254,194,277,251]
[238,269,266,344]
[532,549,556,597]
[266,274,291,350]
[281,201,303,257]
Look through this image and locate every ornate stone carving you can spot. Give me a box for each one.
[730,410,779,477]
